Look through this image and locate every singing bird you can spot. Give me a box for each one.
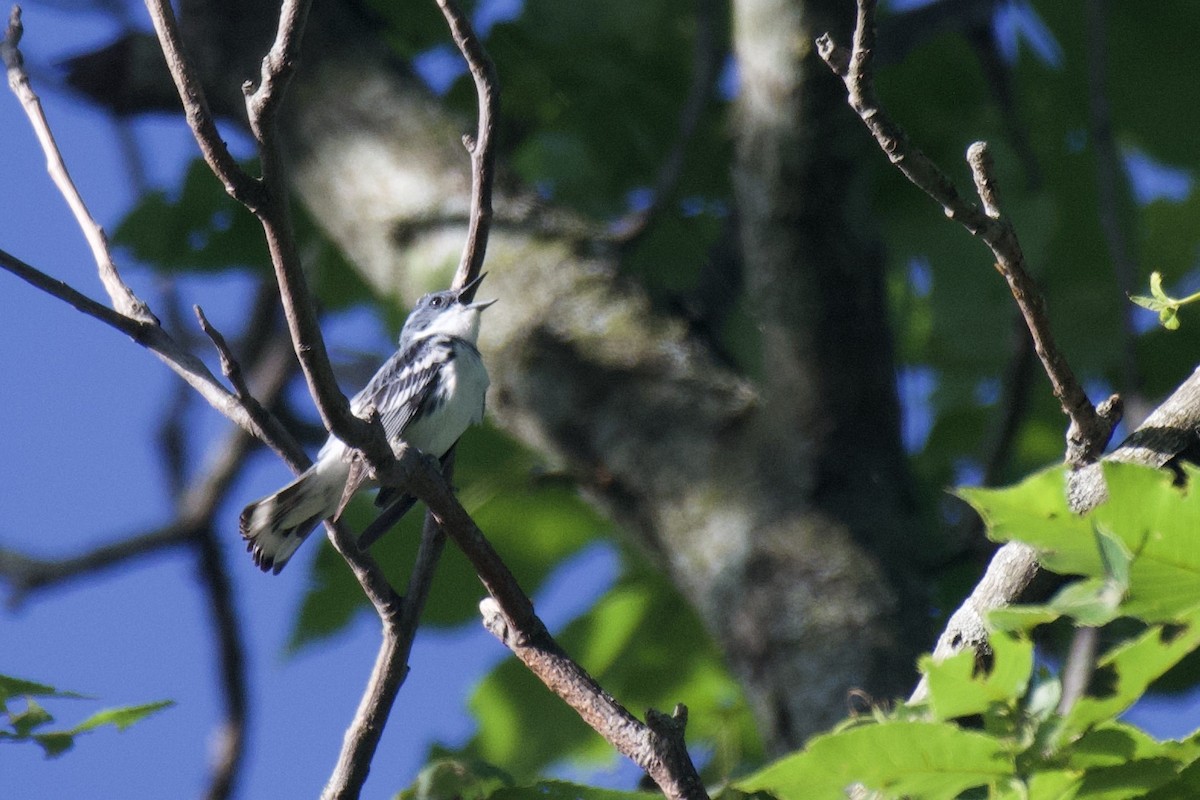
[240,274,495,573]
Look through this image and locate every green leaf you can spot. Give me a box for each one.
[32,732,76,759]
[735,720,1012,799]
[1065,606,1200,734]
[959,467,1098,576]
[1068,721,1168,769]
[964,464,1200,624]
[1143,752,1200,799]
[921,632,1034,720]
[1151,270,1169,301]
[1130,294,1161,311]
[1,676,173,760]
[1093,463,1200,622]
[9,698,54,738]
[68,700,174,735]
[1043,577,1124,628]
[0,674,85,705]
[397,757,513,800]
[989,605,1064,634]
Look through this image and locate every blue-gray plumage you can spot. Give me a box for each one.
[240,274,494,573]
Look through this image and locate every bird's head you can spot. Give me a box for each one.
[399,272,496,346]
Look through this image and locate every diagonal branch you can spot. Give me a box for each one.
[816,0,1120,467]
[143,0,387,463]
[0,245,307,471]
[2,7,155,324]
[325,3,500,794]
[378,449,709,800]
[815,0,1138,701]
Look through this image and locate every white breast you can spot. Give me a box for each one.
[399,342,489,458]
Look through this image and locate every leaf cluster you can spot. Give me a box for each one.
[0,674,172,759]
[733,463,1200,799]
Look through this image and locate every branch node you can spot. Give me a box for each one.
[3,6,24,66]
[815,33,848,75]
[479,596,515,646]
[966,141,1002,219]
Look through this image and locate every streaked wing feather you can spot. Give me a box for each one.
[350,338,451,443]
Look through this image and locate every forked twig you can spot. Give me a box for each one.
[816,0,1120,467]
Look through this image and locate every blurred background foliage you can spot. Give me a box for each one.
[98,0,1200,787]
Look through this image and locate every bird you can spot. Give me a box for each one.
[240,273,495,573]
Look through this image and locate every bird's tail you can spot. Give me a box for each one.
[240,458,348,574]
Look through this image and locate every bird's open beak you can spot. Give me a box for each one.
[458,272,496,310]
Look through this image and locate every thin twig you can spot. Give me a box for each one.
[2,6,156,323]
[144,0,386,460]
[816,0,1120,467]
[437,0,498,294]
[1058,626,1098,716]
[0,524,194,606]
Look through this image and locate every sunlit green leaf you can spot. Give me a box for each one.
[735,721,1011,800]
[921,632,1034,720]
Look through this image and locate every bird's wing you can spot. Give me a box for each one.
[350,337,452,444]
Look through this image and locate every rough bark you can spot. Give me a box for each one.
[69,0,925,747]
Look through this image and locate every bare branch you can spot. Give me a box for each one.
[321,594,406,800]
[816,0,1119,467]
[325,505,451,800]
[139,0,262,207]
[2,7,156,323]
[0,524,193,607]
[437,0,498,293]
[481,599,707,800]
[143,0,386,460]
[0,247,310,471]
